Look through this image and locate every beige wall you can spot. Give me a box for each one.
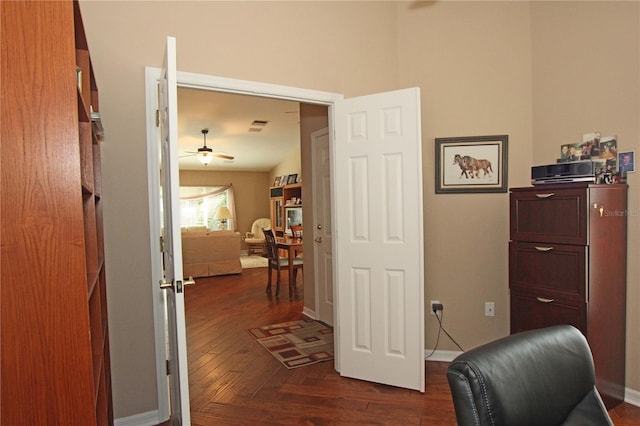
[397,1,534,348]
[78,0,639,419]
[270,143,302,185]
[179,170,271,239]
[530,1,640,393]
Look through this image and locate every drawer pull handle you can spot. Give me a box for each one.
[536,297,555,303]
[535,193,555,198]
[534,246,553,252]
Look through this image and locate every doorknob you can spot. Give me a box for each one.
[314,237,323,243]
[159,276,195,290]
[159,279,173,290]
[316,224,323,230]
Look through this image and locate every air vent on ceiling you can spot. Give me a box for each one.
[249,119,268,133]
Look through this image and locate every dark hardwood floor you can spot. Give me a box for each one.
[183,267,640,425]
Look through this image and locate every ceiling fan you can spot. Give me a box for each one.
[181,128,235,165]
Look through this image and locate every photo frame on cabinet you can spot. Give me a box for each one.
[287,173,298,184]
[618,151,635,174]
[435,135,508,194]
[273,176,281,187]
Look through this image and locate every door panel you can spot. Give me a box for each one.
[312,128,334,326]
[335,88,424,392]
[159,36,191,425]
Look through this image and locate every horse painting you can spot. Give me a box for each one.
[453,154,493,179]
[453,154,471,178]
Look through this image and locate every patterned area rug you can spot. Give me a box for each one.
[240,254,268,269]
[248,318,334,369]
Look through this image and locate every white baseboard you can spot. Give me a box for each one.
[424,349,462,362]
[302,306,316,320]
[625,386,640,407]
[115,410,162,426]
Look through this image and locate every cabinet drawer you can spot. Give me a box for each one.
[510,187,587,244]
[510,290,587,334]
[509,241,586,302]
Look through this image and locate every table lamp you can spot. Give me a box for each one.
[214,206,232,230]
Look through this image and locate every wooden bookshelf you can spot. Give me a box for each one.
[1,1,113,424]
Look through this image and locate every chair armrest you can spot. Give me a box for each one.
[245,232,255,238]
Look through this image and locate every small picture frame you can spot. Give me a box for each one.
[287,173,298,185]
[618,151,635,174]
[559,143,583,162]
[435,135,508,194]
[273,176,281,187]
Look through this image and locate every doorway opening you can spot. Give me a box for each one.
[145,67,342,419]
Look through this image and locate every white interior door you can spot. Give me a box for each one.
[159,36,191,424]
[311,128,334,326]
[334,88,425,392]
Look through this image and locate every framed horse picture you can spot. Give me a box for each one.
[435,135,508,194]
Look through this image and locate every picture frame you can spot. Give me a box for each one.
[618,151,635,174]
[273,176,281,187]
[435,135,508,194]
[287,173,298,184]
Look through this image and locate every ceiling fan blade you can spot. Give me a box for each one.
[179,153,196,158]
[213,152,235,160]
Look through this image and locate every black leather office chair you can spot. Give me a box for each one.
[447,325,613,426]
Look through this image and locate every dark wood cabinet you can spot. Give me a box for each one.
[1,1,112,423]
[509,183,627,409]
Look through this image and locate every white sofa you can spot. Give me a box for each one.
[181,228,242,278]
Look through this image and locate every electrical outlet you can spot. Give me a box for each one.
[485,302,495,317]
[431,300,443,315]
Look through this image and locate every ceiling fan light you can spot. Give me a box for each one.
[198,153,212,165]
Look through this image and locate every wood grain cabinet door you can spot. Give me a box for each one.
[510,290,587,334]
[510,187,587,245]
[509,241,586,303]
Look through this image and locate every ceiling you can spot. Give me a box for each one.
[177,87,301,172]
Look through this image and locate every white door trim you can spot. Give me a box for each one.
[145,68,343,418]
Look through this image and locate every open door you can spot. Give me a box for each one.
[334,88,425,392]
[158,36,192,424]
[311,128,334,326]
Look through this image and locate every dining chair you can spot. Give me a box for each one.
[289,225,304,259]
[263,228,303,297]
[290,225,303,239]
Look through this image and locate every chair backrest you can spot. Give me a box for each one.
[263,228,279,262]
[290,225,303,239]
[446,325,613,426]
[251,218,272,239]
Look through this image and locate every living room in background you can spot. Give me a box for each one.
[178,185,236,230]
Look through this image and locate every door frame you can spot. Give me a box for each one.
[145,68,342,419]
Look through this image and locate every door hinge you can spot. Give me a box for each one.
[166,359,171,375]
[160,235,165,252]
[156,109,161,127]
